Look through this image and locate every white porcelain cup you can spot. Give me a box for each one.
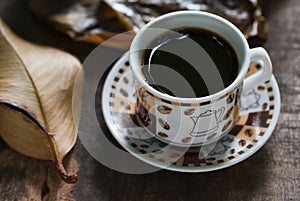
[129,11,272,147]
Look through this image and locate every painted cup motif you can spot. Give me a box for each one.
[190,108,225,136]
[135,85,242,146]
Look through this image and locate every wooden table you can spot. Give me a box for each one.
[0,0,299,200]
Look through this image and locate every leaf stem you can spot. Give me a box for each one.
[49,136,77,183]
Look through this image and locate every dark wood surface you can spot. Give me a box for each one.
[0,0,299,200]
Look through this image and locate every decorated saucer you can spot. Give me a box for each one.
[100,52,280,172]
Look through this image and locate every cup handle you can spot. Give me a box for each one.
[243,47,273,93]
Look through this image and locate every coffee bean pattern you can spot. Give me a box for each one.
[227,93,235,104]
[157,105,172,114]
[262,103,268,111]
[120,88,128,97]
[181,136,192,143]
[139,112,151,127]
[257,85,265,91]
[207,133,217,140]
[123,76,129,84]
[158,132,169,138]
[158,118,170,130]
[244,129,254,137]
[238,139,246,147]
[184,108,195,116]
[222,120,232,132]
[224,107,234,120]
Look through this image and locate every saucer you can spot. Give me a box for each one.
[100,52,280,172]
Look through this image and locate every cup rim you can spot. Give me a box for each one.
[129,10,250,103]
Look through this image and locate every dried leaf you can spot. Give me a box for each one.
[107,0,267,46]
[29,0,135,46]
[29,0,267,46]
[0,19,81,183]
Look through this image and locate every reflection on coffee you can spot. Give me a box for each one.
[142,27,239,98]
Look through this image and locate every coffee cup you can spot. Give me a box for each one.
[129,11,272,146]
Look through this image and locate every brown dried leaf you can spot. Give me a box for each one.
[0,19,82,183]
[29,0,135,47]
[107,0,267,46]
[29,0,267,46]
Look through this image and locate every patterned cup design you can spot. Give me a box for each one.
[135,83,243,146]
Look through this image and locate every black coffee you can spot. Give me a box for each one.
[142,27,239,98]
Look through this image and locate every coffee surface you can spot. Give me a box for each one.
[142,27,239,98]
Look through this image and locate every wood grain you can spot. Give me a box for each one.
[0,0,299,200]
